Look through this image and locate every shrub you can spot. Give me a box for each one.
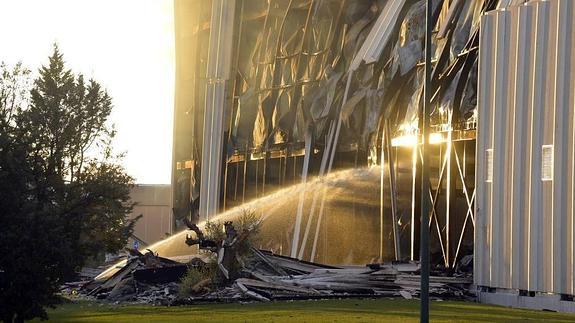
[204,221,226,243]
[236,209,261,255]
[178,261,218,298]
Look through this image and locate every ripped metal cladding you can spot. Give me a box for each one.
[226,0,494,153]
[173,0,497,266]
[253,6,470,147]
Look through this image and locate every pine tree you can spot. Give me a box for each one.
[0,45,137,323]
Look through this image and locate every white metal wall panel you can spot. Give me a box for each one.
[526,0,548,292]
[506,8,518,289]
[521,3,537,292]
[551,0,575,295]
[476,0,575,296]
[475,12,496,287]
[490,9,511,288]
[571,12,575,297]
[570,0,575,297]
[509,4,533,290]
[541,0,556,293]
[506,6,519,290]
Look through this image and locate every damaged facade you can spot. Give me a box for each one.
[85,224,473,304]
[173,0,490,268]
[170,0,575,312]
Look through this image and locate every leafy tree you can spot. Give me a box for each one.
[0,46,138,322]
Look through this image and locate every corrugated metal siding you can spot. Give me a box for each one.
[509,3,532,290]
[476,0,575,294]
[476,11,494,288]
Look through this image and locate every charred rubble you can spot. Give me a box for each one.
[77,220,473,305]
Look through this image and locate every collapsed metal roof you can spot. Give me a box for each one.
[173,0,505,219]
[223,0,501,150]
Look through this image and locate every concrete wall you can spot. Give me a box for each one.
[128,184,172,247]
[476,0,575,309]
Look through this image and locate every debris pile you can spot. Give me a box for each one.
[80,219,473,305]
[83,249,188,304]
[178,250,473,303]
[82,248,472,304]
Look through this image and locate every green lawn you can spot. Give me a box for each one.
[33,299,575,322]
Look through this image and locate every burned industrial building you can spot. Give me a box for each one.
[107,0,575,312]
[171,0,481,269]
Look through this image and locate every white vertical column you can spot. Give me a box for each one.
[528,0,549,293]
[542,0,557,293]
[491,9,511,288]
[551,0,573,294]
[570,0,575,295]
[506,5,518,290]
[505,7,519,290]
[510,4,533,290]
[476,12,496,288]
[569,0,575,298]
[200,0,236,221]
